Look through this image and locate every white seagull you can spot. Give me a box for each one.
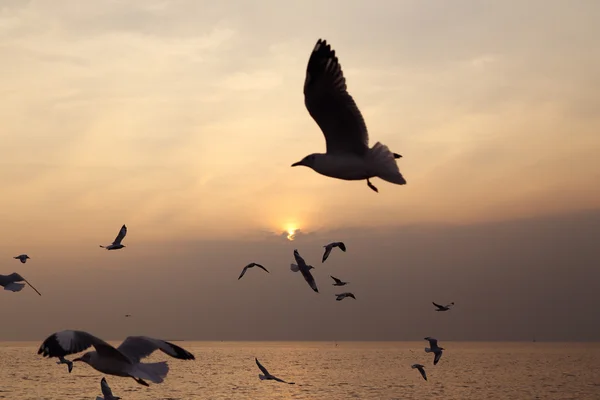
[0,272,42,295]
[424,337,444,365]
[290,249,318,293]
[411,364,427,381]
[330,275,348,286]
[13,254,30,263]
[291,39,406,193]
[100,224,127,250]
[238,263,270,280]
[38,330,195,386]
[433,301,454,311]
[96,377,121,400]
[255,358,295,384]
[335,292,356,301]
[322,242,346,262]
[56,356,74,373]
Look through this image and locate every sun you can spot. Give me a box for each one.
[285,225,298,241]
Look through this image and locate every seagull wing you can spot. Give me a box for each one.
[425,337,438,348]
[238,266,249,280]
[255,358,270,376]
[255,264,269,273]
[322,247,331,263]
[432,302,444,309]
[293,250,306,266]
[3,282,25,292]
[304,39,369,156]
[101,377,114,397]
[336,242,346,252]
[434,351,443,365]
[112,225,127,245]
[117,336,195,363]
[38,330,131,364]
[300,266,319,293]
[418,366,427,381]
[330,275,343,285]
[272,375,294,384]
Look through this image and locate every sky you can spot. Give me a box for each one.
[0,0,598,341]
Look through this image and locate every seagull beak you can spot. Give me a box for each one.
[291,160,303,167]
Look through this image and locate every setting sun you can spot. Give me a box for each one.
[285,224,298,241]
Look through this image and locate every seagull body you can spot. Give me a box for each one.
[330,275,348,286]
[291,39,406,193]
[433,301,454,311]
[56,356,74,373]
[0,272,42,295]
[335,292,356,301]
[424,337,444,365]
[411,364,427,381]
[38,330,195,386]
[13,254,30,263]
[100,225,127,250]
[291,249,318,293]
[96,377,121,400]
[322,242,346,262]
[255,358,295,384]
[238,263,270,280]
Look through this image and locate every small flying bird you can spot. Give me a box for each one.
[38,330,195,386]
[238,263,270,280]
[255,358,295,384]
[96,377,121,400]
[124,315,132,318]
[291,39,406,193]
[290,249,318,293]
[322,242,346,262]
[330,275,348,286]
[411,364,427,381]
[335,292,356,301]
[432,302,454,311]
[56,356,74,373]
[0,272,42,296]
[100,224,127,250]
[13,254,30,263]
[424,337,444,365]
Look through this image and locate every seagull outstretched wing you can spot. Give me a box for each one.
[304,39,369,156]
[113,225,127,245]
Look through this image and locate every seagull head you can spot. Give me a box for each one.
[73,352,92,364]
[291,154,320,169]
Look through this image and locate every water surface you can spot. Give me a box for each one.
[1,341,598,399]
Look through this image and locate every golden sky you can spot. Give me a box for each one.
[0,0,599,248]
[0,1,600,342]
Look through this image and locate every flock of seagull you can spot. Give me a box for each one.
[3,37,455,396]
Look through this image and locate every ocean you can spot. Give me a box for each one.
[1,341,598,399]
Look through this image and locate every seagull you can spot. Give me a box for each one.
[13,254,30,263]
[238,263,270,280]
[291,39,406,193]
[411,364,427,381]
[56,356,73,373]
[96,377,121,400]
[0,272,42,295]
[335,292,356,301]
[100,224,127,250]
[38,330,195,386]
[290,249,318,293]
[124,314,132,318]
[330,275,348,286]
[433,301,455,311]
[255,358,295,384]
[424,337,444,365]
[322,242,346,262]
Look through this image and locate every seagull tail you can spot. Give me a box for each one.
[259,374,267,380]
[425,347,432,353]
[290,263,300,272]
[133,361,169,384]
[370,142,407,185]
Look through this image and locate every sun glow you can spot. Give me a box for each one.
[285,225,298,241]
